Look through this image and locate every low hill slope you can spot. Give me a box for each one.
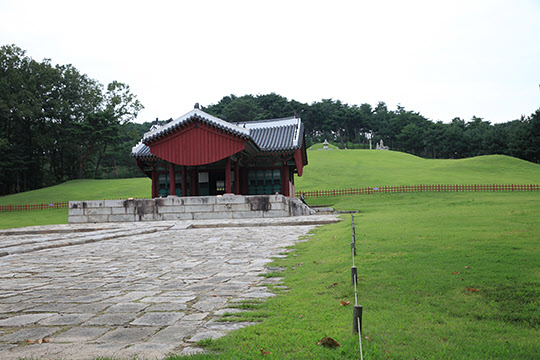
[0,178,151,205]
[295,150,540,190]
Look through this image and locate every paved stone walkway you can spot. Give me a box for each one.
[0,215,338,359]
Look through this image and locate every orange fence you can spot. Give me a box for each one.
[296,184,540,198]
[0,202,70,212]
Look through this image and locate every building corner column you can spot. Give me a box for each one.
[281,165,290,196]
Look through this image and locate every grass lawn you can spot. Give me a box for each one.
[296,150,540,190]
[175,192,539,359]
[0,178,151,229]
[0,208,68,229]
[0,178,151,206]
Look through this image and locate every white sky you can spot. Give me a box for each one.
[1,0,539,124]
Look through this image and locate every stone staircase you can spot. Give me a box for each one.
[309,206,335,215]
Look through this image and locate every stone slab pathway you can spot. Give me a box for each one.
[0,215,338,359]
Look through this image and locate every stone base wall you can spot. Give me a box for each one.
[68,195,313,223]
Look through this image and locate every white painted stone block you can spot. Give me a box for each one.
[84,207,112,216]
[213,203,251,212]
[232,211,264,219]
[232,203,252,211]
[193,212,233,220]
[68,215,89,223]
[103,200,127,207]
[270,202,285,211]
[157,197,184,206]
[83,200,105,208]
[86,215,109,223]
[216,196,246,204]
[183,197,216,205]
[69,208,84,216]
[69,201,83,209]
[125,199,155,207]
[111,207,137,215]
[184,205,214,213]
[268,194,284,203]
[109,214,137,222]
[161,213,194,221]
[140,213,159,221]
[157,206,185,214]
[213,204,232,212]
[262,210,289,218]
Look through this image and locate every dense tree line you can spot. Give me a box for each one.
[1,45,538,196]
[203,94,540,163]
[0,45,144,195]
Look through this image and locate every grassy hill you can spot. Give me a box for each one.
[0,178,151,206]
[0,178,150,229]
[296,150,540,191]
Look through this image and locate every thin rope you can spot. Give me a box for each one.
[352,214,363,360]
[358,317,364,360]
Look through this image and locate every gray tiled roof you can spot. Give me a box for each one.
[236,117,304,152]
[130,141,155,159]
[131,111,304,159]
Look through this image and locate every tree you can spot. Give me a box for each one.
[439,118,467,158]
[222,96,260,122]
[397,123,425,155]
[90,81,144,177]
[0,45,144,194]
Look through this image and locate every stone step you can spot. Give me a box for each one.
[311,207,335,215]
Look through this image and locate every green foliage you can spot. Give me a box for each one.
[0,44,144,195]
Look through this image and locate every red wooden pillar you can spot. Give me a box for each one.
[281,165,290,196]
[234,161,240,195]
[182,166,187,197]
[169,163,176,196]
[225,157,232,194]
[151,168,158,198]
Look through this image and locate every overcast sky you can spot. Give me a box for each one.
[1,0,539,124]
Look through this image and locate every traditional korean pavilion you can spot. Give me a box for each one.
[131,107,308,198]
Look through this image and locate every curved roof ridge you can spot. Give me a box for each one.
[236,117,298,129]
[143,109,250,143]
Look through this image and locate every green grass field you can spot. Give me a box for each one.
[0,178,151,229]
[296,150,540,190]
[0,178,151,205]
[175,192,539,359]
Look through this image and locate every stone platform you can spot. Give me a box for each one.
[0,215,339,359]
[69,194,313,224]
